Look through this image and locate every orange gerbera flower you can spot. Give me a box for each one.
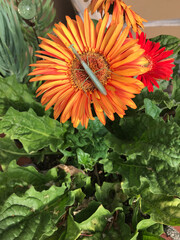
[29,9,148,128]
[88,0,147,33]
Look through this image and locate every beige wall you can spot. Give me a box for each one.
[126,0,180,38]
[54,0,180,38]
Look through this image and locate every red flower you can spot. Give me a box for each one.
[134,32,175,92]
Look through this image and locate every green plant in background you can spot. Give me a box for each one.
[17,0,56,49]
[0,0,180,240]
[0,0,30,81]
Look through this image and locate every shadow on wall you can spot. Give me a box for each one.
[53,0,75,24]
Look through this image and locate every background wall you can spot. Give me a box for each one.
[54,0,180,38]
[126,0,180,38]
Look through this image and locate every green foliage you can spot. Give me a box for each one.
[0,137,27,171]
[0,1,179,238]
[0,75,45,117]
[34,0,56,36]
[141,193,180,226]
[144,98,162,119]
[0,0,30,81]
[0,186,75,240]
[0,107,69,153]
[0,160,58,205]
[172,75,180,102]
[18,0,56,49]
[61,118,109,168]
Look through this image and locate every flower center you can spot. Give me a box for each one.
[70,52,110,92]
[142,56,153,69]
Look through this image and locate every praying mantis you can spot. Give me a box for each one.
[69,44,107,95]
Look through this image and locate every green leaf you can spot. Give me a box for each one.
[172,75,180,102]
[65,118,108,167]
[146,224,164,236]
[141,193,180,226]
[0,107,69,153]
[0,186,75,240]
[135,88,174,110]
[131,219,164,239]
[136,219,157,231]
[35,0,56,34]
[0,75,45,117]
[0,160,58,204]
[100,115,180,196]
[0,137,27,170]
[174,105,180,126]
[141,233,164,240]
[75,201,111,232]
[144,98,162,119]
[78,204,111,232]
[77,148,96,171]
[104,115,180,168]
[101,152,180,197]
[95,182,127,212]
[63,212,81,240]
[99,212,131,240]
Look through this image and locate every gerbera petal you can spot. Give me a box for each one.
[96,13,109,51]
[61,91,81,123]
[107,27,130,60]
[88,0,147,33]
[35,54,68,67]
[29,8,147,128]
[66,16,85,52]
[90,19,96,49]
[103,22,123,55]
[133,32,175,92]
[38,37,73,61]
[111,48,144,68]
[76,15,88,49]
[29,74,69,82]
[93,0,104,13]
[53,26,71,47]
[84,9,92,49]
[100,24,117,53]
